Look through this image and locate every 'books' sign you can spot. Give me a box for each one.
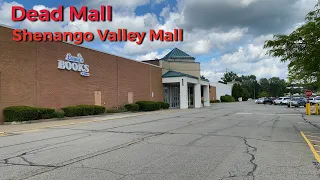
[57,53,90,77]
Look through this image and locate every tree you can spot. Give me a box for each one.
[264,2,320,85]
[200,75,209,81]
[258,91,269,98]
[232,84,243,101]
[268,77,286,97]
[238,75,259,99]
[259,78,269,92]
[221,71,239,84]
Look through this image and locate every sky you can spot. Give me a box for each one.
[0,0,318,82]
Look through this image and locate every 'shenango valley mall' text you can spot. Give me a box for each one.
[11,5,184,45]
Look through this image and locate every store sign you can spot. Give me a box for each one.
[57,53,90,77]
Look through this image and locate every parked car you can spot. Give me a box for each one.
[309,97,320,105]
[274,97,290,105]
[263,97,274,105]
[255,98,264,104]
[287,97,307,107]
[281,97,291,105]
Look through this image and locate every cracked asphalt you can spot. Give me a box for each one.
[1,102,320,180]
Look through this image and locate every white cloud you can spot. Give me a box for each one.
[0,1,24,26]
[19,5,70,32]
[135,49,171,61]
[201,35,289,82]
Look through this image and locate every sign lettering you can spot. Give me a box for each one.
[58,53,90,77]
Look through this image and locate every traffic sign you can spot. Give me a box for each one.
[305,90,312,97]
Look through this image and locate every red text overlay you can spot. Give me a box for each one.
[11,5,184,45]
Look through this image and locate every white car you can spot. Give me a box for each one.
[255,98,264,104]
[309,97,320,105]
[274,97,290,105]
[281,97,291,105]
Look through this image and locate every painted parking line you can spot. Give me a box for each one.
[300,131,320,163]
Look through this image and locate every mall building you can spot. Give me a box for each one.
[0,25,216,124]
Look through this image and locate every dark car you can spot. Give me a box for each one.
[287,97,307,107]
[263,97,273,105]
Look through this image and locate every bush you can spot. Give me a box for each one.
[3,106,39,122]
[93,105,106,115]
[53,110,65,119]
[220,95,236,102]
[210,100,221,103]
[77,105,95,116]
[136,101,161,111]
[106,106,127,113]
[125,104,140,112]
[158,102,170,109]
[61,106,82,117]
[38,108,56,119]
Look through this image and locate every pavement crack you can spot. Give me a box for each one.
[243,138,258,180]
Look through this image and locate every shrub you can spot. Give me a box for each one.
[53,110,65,119]
[93,105,106,115]
[125,104,140,112]
[61,106,82,117]
[136,101,161,111]
[210,100,221,103]
[77,105,95,116]
[220,95,236,102]
[3,106,39,122]
[106,106,127,113]
[38,108,56,119]
[158,102,170,109]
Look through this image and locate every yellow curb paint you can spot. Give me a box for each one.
[18,129,42,133]
[3,114,147,134]
[0,133,7,137]
[301,131,320,163]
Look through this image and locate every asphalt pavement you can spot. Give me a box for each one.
[1,102,320,180]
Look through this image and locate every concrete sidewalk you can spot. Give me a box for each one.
[0,108,185,135]
[0,113,146,134]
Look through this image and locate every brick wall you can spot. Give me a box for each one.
[0,26,163,124]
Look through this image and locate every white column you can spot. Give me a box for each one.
[203,85,210,107]
[194,83,201,108]
[180,78,188,109]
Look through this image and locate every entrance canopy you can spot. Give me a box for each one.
[162,71,210,109]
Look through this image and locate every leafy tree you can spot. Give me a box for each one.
[264,2,320,85]
[232,84,243,101]
[259,78,269,92]
[268,77,286,97]
[221,71,239,84]
[258,91,269,98]
[238,75,259,99]
[242,88,250,101]
[200,75,209,81]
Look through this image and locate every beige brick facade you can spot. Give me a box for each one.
[0,26,163,124]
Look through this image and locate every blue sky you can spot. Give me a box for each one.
[0,0,317,82]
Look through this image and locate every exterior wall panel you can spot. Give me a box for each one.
[0,26,163,124]
[209,86,217,101]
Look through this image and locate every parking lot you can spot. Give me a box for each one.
[0,101,320,180]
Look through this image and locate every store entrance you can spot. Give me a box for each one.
[188,85,194,108]
[163,84,180,109]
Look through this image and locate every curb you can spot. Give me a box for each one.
[3,112,139,125]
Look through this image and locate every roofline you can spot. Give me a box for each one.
[0,23,161,69]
